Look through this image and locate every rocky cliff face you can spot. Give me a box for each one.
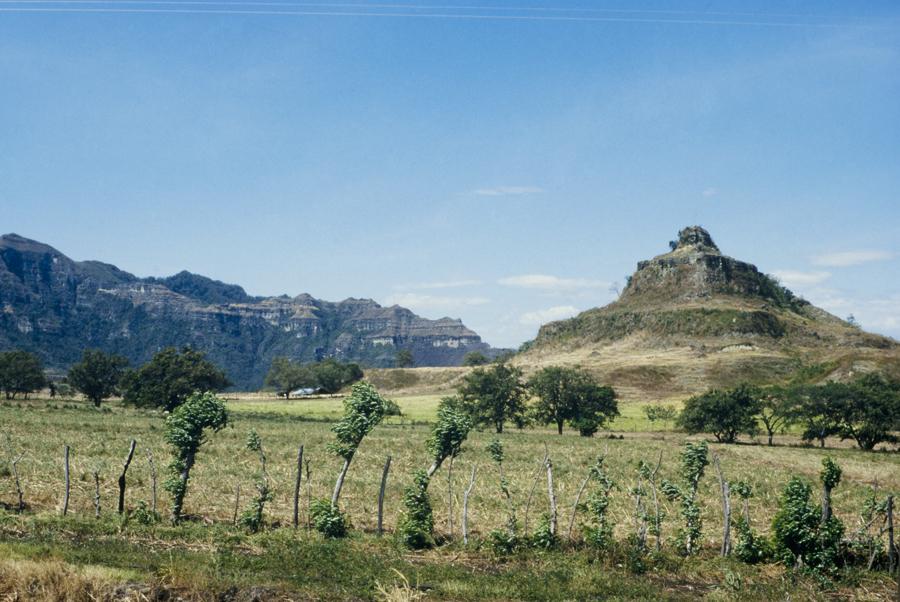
[522,226,898,400]
[620,226,799,305]
[0,233,494,388]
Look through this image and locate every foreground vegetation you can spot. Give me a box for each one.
[1,393,898,599]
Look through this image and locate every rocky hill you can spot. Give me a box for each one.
[519,226,899,401]
[0,233,496,388]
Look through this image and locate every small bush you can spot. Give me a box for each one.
[310,499,348,538]
[530,513,557,550]
[129,500,159,525]
[397,470,434,549]
[487,529,519,556]
[383,398,403,417]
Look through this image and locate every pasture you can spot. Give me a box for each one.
[0,392,898,600]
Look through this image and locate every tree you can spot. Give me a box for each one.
[328,381,388,505]
[644,405,679,431]
[264,357,315,398]
[163,391,229,523]
[677,385,760,443]
[831,375,900,450]
[67,349,129,407]
[314,358,363,394]
[0,350,46,399]
[529,366,618,436]
[462,351,490,367]
[458,363,528,433]
[794,385,842,448]
[396,349,414,368]
[757,386,797,446]
[122,347,230,411]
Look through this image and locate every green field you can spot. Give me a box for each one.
[1,394,898,600]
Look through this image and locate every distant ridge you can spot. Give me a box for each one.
[519,226,899,400]
[0,233,498,388]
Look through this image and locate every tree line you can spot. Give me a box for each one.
[678,375,900,450]
[0,348,364,410]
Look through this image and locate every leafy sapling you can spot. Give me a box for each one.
[638,454,664,552]
[486,438,519,553]
[239,429,272,533]
[661,440,709,555]
[400,399,472,548]
[313,381,387,537]
[583,456,615,549]
[732,481,770,563]
[163,391,229,524]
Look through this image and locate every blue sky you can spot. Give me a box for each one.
[2,1,899,348]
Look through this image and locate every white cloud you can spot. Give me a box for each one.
[811,250,893,267]
[383,293,489,313]
[519,305,580,326]
[771,270,831,287]
[473,186,544,197]
[702,187,718,198]
[800,290,900,339]
[499,274,609,291]
[394,279,481,291]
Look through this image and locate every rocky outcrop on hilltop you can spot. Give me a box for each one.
[521,226,899,400]
[0,233,495,388]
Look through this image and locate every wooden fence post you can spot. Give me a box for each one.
[232,484,241,526]
[713,454,732,557]
[524,450,549,534]
[447,456,454,536]
[305,458,312,531]
[146,449,158,516]
[462,464,477,545]
[567,470,592,540]
[377,455,391,536]
[546,456,557,536]
[293,445,304,529]
[117,439,136,514]
[93,470,101,518]
[62,445,70,516]
[887,495,896,575]
[11,452,25,513]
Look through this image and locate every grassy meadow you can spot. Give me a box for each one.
[0,391,898,600]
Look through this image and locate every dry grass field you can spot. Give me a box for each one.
[1,391,898,599]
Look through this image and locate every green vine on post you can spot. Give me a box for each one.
[238,429,271,533]
[163,391,229,524]
[661,440,709,555]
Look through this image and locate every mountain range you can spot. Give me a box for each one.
[0,233,496,388]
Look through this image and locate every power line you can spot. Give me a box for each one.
[0,3,871,28]
[0,0,861,22]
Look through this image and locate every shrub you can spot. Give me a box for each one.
[583,457,615,549]
[731,481,770,563]
[397,470,434,549]
[383,398,403,416]
[238,429,271,533]
[309,499,347,538]
[530,513,557,550]
[771,469,844,575]
[487,529,520,556]
[661,440,709,555]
